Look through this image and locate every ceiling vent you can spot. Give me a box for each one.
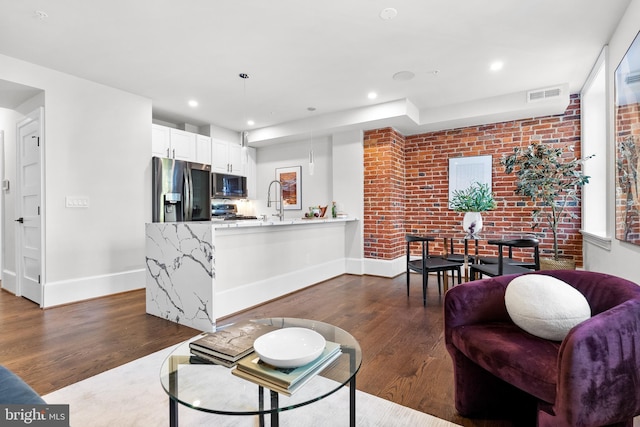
[527,86,562,103]
[625,71,640,85]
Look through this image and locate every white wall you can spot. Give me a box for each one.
[332,130,364,273]
[254,134,333,220]
[0,54,152,306]
[583,0,640,284]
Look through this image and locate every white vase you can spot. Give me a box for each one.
[462,212,483,236]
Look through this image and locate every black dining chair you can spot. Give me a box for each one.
[443,237,474,264]
[478,247,535,269]
[469,238,540,280]
[406,235,463,305]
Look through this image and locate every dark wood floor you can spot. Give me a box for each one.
[0,274,520,426]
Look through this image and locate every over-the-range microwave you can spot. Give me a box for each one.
[211,173,247,199]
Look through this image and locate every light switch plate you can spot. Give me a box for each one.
[66,196,89,208]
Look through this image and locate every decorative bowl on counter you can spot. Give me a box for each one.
[305,205,328,218]
[253,327,326,368]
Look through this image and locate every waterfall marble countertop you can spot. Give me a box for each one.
[146,217,359,330]
[209,217,356,228]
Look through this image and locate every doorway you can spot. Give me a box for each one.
[15,108,43,305]
[0,80,45,307]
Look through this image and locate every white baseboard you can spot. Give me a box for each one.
[345,257,364,275]
[1,270,17,294]
[43,269,145,307]
[216,259,345,319]
[363,256,406,277]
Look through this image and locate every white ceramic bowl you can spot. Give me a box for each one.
[253,327,326,368]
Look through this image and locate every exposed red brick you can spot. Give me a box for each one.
[363,94,585,266]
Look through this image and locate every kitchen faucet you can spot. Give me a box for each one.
[267,180,284,221]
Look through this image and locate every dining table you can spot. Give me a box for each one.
[426,228,536,292]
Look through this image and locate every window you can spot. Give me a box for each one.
[581,46,609,245]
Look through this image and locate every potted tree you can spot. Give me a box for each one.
[449,182,497,235]
[500,141,593,269]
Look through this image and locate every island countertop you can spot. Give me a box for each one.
[209,216,356,229]
[145,218,359,331]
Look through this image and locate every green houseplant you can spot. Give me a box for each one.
[501,141,592,266]
[449,182,496,235]
[449,182,497,212]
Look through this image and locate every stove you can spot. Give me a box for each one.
[211,204,258,221]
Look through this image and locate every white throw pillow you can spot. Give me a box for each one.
[504,274,591,341]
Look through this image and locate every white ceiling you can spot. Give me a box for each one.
[0,0,632,144]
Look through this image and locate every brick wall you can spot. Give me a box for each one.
[363,128,406,259]
[364,94,585,266]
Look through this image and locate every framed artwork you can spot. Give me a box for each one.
[276,166,302,210]
[448,155,492,209]
[615,31,640,245]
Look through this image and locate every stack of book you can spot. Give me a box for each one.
[231,341,342,396]
[189,320,277,367]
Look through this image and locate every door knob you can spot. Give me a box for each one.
[15,217,23,223]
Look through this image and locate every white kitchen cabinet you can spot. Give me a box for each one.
[212,138,245,176]
[169,128,196,161]
[151,124,171,158]
[196,134,212,165]
[229,143,243,175]
[151,124,197,162]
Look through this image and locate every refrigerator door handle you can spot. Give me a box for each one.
[183,168,192,221]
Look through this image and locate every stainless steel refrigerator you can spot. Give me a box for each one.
[152,157,211,222]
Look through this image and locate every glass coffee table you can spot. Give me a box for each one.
[160,317,362,427]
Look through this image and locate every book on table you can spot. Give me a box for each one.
[231,341,342,395]
[189,320,277,365]
[189,349,238,368]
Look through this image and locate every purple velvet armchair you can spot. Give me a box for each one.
[444,270,640,427]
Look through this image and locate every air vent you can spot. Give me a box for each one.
[527,86,562,103]
[625,72,640,85]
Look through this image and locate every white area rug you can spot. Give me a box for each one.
[43,343,460,427]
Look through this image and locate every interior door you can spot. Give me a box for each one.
[16,108,43,305]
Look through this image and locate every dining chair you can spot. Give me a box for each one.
[443,237,474,264]
[406,235,463,305]
[476,235,538,268]
[469,238,540,280]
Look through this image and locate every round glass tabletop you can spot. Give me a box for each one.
[160,317,362,416]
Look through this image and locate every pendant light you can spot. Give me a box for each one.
[309,131,315,176]
[308,107,316,175]
[240,73,249,148]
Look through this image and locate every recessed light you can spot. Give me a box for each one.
[379,7,398,20]
[490,61,504,71]
[188,100,198,108]
[247,120,255,126]
[367,92,378,100]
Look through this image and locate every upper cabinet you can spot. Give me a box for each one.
[151,124,172,158]
[195,134,212,165]
[152,124,208,164]
[168,128,196,161]
[212,138,246,176]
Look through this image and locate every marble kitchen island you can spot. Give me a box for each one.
[145,218,358,331]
